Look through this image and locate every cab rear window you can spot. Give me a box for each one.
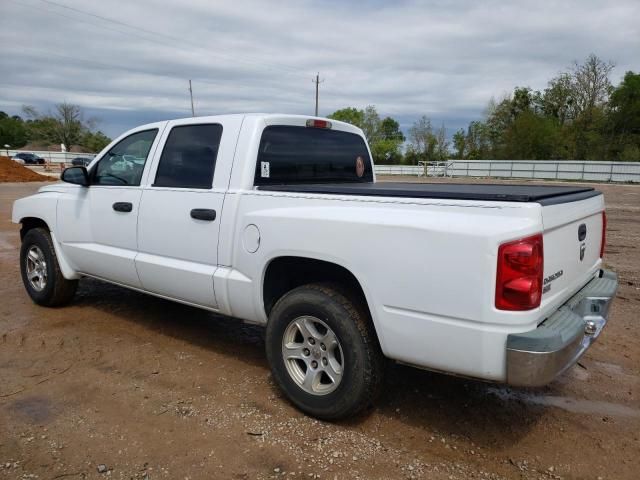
[254,126,373,185]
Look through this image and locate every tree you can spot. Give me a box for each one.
[328,107,364,128]
[608,71,640,159]
[23,102,87,151]
[571,54,615,116]
[407,115,446,170]
[540,73,575,125]
[503,111,560,159]
[408,115,434,160]
[51,102,84,150]
[360,105,381,141]
[484,96,514,157]
[452,129,466,158]
[81,130,112,152]
[619,144,640,161]
[379,117,405,142]
[370,117,405,164]
[435,124,449,161]
[0,112,29,149]
[328,106,404,164]
[370,138,402,164]
[465,121,490,159]
[327,105,381,140]
[511,87,534,116]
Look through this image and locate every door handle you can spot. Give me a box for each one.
[190,208,217,221]
[113,202,133,213]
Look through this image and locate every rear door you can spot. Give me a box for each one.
[135,117,241,308]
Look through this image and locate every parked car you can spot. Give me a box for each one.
[71,157,92,167]
[11,114,617,420]
[13,152,45,165]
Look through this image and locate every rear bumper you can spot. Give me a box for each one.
[506,269,618,387]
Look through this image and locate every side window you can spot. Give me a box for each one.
[93,129,158,186]
[153,124,223,189]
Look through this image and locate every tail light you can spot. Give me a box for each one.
[495,234,543,311]
[600,211,607,258]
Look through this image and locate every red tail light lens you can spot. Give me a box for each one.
[495,234,543,311]
[600,211,606,258]
[306,119,332,129]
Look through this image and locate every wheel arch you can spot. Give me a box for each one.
[261,256,383,349]
[18,216,79,280]
[19,216,51,240]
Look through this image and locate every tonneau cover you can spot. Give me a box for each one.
[257,182,601,205]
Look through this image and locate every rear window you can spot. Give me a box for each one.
[254,125,373,185]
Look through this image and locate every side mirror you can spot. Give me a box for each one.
[61,166,90,186]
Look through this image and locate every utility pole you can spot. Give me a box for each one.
[312,72,324,116]
[188,79,195,117]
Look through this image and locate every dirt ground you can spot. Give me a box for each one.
[0,179,638,480]
[0,158,53,183]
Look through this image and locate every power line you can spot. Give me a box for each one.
[35,0,311,78]
[1,47,313,110]
[6,1,332,115]
[8,0,176,47]
[6,0,316,108]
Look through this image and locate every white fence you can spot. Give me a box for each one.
[4,149,97,164]
[5,150,639,183]
[376,160,640,183]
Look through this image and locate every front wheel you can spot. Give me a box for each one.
[265,283,383,420]
[20,228,78,307]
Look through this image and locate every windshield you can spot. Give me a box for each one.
[254,125,373,185]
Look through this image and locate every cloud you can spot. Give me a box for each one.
[1,0,638,137]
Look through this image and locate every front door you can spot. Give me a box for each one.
[57,127,162,287]
[135,122,225,308]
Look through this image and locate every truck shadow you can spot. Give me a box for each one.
[368,363,547,448]
[73,277,547,447]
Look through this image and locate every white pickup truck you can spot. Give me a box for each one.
[12,114,617,419]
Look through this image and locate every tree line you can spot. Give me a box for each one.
[453,55,639,161]
[330,54,639,164]
[0,103,111,153]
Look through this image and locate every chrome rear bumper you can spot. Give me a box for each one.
[506,269,618,387]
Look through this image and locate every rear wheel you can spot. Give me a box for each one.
[265,283,383,420]
[20,228,78,307]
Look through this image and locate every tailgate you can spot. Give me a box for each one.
[540,192,605,311]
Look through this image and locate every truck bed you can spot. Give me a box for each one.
[257,182,601,205]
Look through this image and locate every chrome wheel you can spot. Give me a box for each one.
[282,316,344,395]
[25,245,47,292]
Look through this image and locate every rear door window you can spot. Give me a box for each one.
[153,124,223,189]
[255,126,373,185]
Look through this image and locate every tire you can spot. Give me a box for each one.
[265,282,384,420]
[20,227,78,307]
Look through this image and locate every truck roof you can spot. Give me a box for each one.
[134,113,360,134]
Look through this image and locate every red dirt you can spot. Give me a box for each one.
[0,157,53,182]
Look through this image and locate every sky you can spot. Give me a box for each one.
[1,0,639,139]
